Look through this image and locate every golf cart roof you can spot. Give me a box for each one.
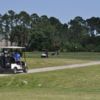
[0,46,25,49]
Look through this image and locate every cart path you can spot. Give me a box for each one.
[1,61,100,76]
[28,61,100,73]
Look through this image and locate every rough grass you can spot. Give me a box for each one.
[0,65,100,99]
[0,89,100,100]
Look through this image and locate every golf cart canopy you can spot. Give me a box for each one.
[0,46,25,49]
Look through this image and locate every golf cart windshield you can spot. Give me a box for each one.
[0,46,26,61]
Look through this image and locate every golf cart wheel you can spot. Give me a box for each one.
[23,67,28,73]
[13,67,17,74]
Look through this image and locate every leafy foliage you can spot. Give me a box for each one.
[0,10,100,51]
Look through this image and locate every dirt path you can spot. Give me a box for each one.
[28,61,100,74]
[1,61,100,76]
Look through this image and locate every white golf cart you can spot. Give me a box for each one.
[0,46,28,74]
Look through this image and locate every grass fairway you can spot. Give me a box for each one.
[0,52,100,100]
[0,65,100,100]
[26,58,87,69]
[25,52,100,69]
[26,52,100,60]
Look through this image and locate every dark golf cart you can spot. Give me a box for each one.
[0,46,28,74]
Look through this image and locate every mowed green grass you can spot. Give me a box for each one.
[25,52,100,69]
[26,52,100,60]
[0,65,100,100]
[0,52,100,100]
[26,58,87,69]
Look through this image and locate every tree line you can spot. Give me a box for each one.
[0,10,100,52]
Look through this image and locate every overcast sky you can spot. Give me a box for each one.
[0,0,100,23]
